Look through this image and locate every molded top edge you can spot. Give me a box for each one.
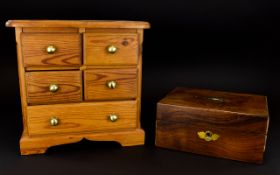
[5,20,151,29]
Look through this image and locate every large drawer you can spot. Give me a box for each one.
[21,33,81,67]
[25,71,82,105]
[27,101,137,136]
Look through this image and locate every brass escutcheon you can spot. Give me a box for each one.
[197,130,219,141]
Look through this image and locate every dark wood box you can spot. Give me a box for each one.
[156,87,269,164]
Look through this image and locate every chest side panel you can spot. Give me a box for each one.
[156,103,268,163]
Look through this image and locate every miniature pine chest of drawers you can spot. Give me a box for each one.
[6,20,150,155]
[156,87,269,163]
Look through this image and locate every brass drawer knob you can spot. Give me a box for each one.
[107,45,118,54]
[46,45,57,54]
[49,84,59,93]
[197,130,219,142]
[108,114,118,122]
[50,117,59,126]
[107,80,117,89]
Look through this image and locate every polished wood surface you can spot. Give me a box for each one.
[27,101,137,135]
[156,120,266,164]
[6,20,151,29]
[157,103,269,134]
[156,87,269,164]
[26,71,82,105]
[21,33,81,67]
[8,20,149,155]
[160,87,269,116]
[85,33,138,65]
[84,68,137,100]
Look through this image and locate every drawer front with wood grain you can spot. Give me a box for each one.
[21,33,81,68]
[84,68,137,100]
[27,101,137,136]
[26,71,82,105]
[85,33,138,65]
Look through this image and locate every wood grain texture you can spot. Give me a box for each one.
[85,28,137,33]
[15,28,29,134]
[6,20,151,29]
[156,87,269,164]
[25,66,80,71]
[157,103,269,134]
[136,29,144,128]
[85,33,138,65]
[7,20,149,155]
[84,68,137,100]
[23,27,79,33]
[20,128,145,155]
[160,87,269,117]
[25,71,82,105]
[21,33,81,67]
[156,120,266,164]
[27,101,137,135]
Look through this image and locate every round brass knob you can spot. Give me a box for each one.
[46,45,57,54]
[107,80,117,89]
[50,117,59,126]
[49,84,59,93]
[107,45,118,54]
[108,114,118,122]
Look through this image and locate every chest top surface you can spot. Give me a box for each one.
[5,20,150,28]
[159,87,269,117]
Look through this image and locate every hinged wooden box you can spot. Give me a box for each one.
[156,87,269,163]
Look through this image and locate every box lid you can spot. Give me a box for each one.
[159,87,269,117]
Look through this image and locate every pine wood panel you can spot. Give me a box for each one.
[21,33,81,67]
[20,129,145,155]
[6,20,151,29]
[136,29,144,128]
[26,71,82,105]
[84,33,138,65]
[15,28,29,134]
[84,68,137,100]
[85,28,137,33]
[23,27,79,33]
[27,101,137,136]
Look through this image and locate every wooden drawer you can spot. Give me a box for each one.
[85,33,138,65]
[27,101,137,136]
[21,33,81,67]
[84,68,137,100]
[26,71,82,105]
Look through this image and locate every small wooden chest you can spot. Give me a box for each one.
[6,20,150,155]
[156,87,269,163]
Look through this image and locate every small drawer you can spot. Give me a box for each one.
[21,33,81,67]
[84,68,137,100]
[27,101,137,136]
[26,71,82,105]
[85,33,138,65]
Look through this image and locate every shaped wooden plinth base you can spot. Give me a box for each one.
[20,129,145,155]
